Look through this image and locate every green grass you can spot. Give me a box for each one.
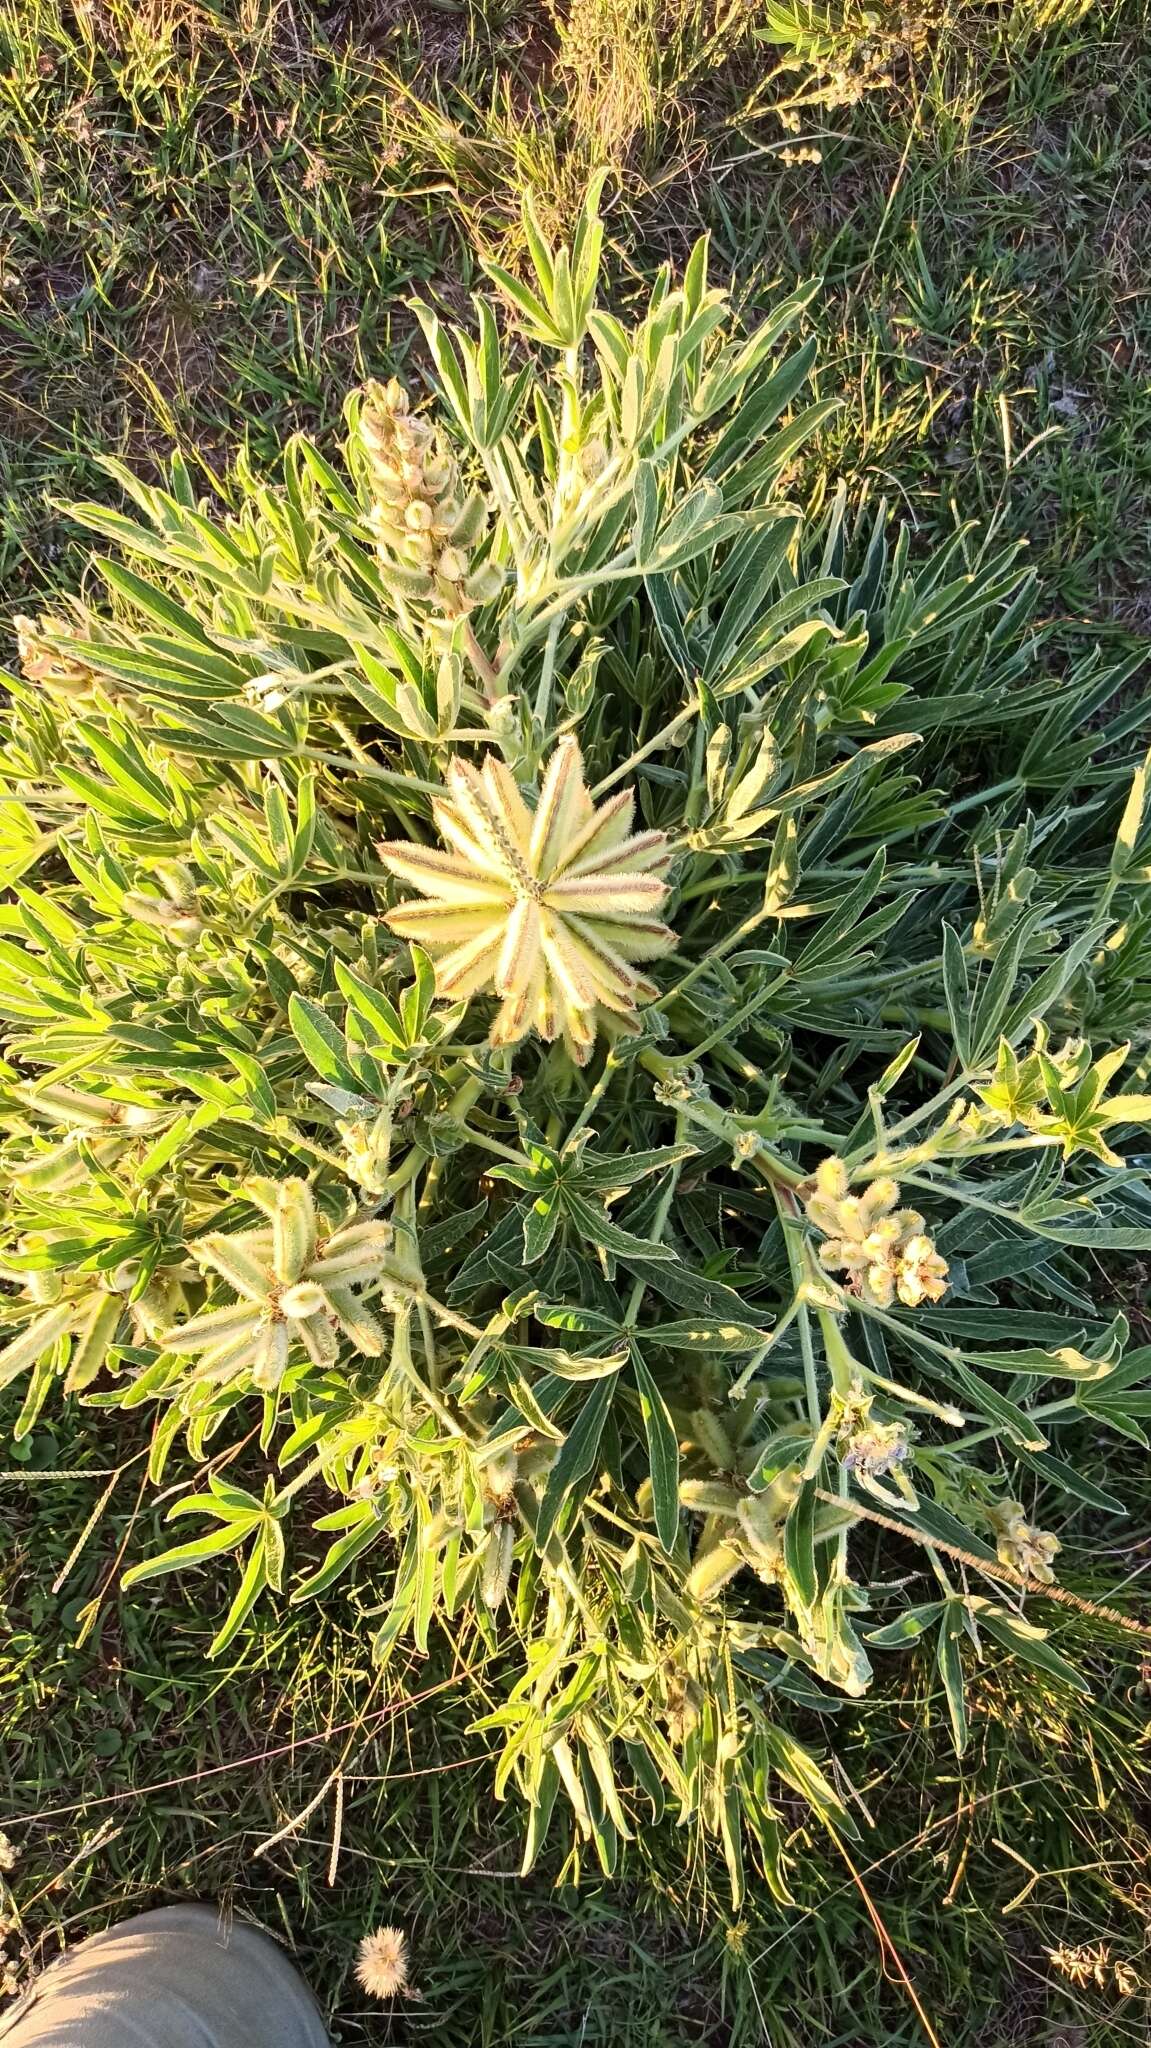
[3,0,1151,2040]
[6,1433,1151,2044]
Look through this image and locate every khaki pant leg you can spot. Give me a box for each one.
[0,1905,331,2048]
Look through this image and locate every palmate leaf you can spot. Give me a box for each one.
[120,1477,288,1654]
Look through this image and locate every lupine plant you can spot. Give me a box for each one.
[3,177,1151,1897]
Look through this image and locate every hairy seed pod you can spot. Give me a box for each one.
[323,1284,387,1358]
[251,1319,290,1390]
[272,1179,318,1284]
[690,1408,736,1471]
[195,1231,274,1301]
[64,1293,123,1393]
[25,1267,64,1305]
[480,1520,514,1609]
[685,1540,744,1604]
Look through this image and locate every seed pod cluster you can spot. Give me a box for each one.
[804,1157,949,1310]
[357,378,500,608]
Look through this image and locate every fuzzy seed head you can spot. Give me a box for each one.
[355,1925,409,2001]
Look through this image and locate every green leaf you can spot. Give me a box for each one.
[633,463,659,564]
[936,1608,969,1755]
[783,1478,818,1609]
[964,1343,1113,1382]
[703,513,799,680]
[574,1143,697,1191]
[562,1191,676,1261]
[73,722,179,820]
[758,1721,858,1840]
[632,1348,680,1552]
[880,1498,999,1566]
[792,851,886,972]
[1009,1446,1126,1515]
[897,1332,1048,1450]
[971,1600,1090,1695]
[1111,744,1151,878]
[293,1506,389,1602]
[940,925,972,1066]
[401,946,436,1042]
[501,1343,627,1382]
[643,1318,767,1352]
[520,1752,562,1876]
[121,1515,258,1588]
[864,1601,945,1648]
[534,1375,617,1553]
[522,1193,561,1264]
[225,1049,277,1122]
[501,1366,567,1438]
[534,1301,622,1337]
[209,1536,270,1657]
[288,993,375,1094]
[334,962,405,1051]
[617,1254,761,1323]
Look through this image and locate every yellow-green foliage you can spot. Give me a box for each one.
[3,184,1151,1893]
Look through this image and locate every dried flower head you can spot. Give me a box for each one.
[0,1830,19,1873]
[842,1418,910,1480]
[804,1159,949,1310]
[378,737,676,1062]
[1046,1940,1139,1994]
[833,1377,915,1506]
[355,1924,409,2000]
[14,613,97,699]
[338,1107,393,1196]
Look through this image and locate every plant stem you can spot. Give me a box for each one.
[639,1049,806,1189]
[774,1184,822,1429]
[296,749,443,798]
[533,614,562,731]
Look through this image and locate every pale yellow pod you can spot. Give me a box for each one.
[272,1178,318,1284]
[480,1520,514,1609]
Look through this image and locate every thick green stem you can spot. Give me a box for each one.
[815,1305,857,1401]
